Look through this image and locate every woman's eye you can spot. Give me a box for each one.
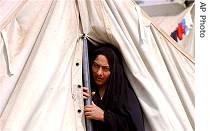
[95,64,100,68]
[103,67,110,71]
[93,63,99,68]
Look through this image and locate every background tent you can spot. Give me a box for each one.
[136,0,186,5]
[139,1,195,57]
[0,0,194,131]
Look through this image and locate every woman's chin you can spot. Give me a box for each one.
[95,81,104,86]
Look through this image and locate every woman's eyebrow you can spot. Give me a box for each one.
[93,61,109,67]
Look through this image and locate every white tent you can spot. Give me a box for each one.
[141,2,195,58]
[0,0,194,131]
[136,0,186,6]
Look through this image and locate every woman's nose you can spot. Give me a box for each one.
[97,67,103,75]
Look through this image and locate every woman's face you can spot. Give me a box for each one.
[92,55,111,87]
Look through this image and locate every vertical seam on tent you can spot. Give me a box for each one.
[76,0,87,34]
[74,1,87,130]
[74,0,82,41]
[1,30,13,75]
[135,5,147,45]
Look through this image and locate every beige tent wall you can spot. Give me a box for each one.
[142,3,195,58]
[1,0,85,130]
[0,0,194,131]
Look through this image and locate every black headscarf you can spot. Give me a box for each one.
[90,45,145,131]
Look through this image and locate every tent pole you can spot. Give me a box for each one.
[82,34,94,131]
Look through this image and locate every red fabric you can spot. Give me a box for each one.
[176,23,184,40]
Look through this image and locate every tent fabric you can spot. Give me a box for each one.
[179,24,194,58]
[179,6,195,58]
[150,5,193,34]
[149,4,195,58]
[0,0,194,131]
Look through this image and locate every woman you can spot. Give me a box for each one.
[83,45,145,131]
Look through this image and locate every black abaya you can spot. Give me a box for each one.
[90,45,145,131]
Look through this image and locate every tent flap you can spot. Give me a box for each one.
[0,0,194,131]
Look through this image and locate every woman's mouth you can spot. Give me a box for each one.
[96,77,103,81]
